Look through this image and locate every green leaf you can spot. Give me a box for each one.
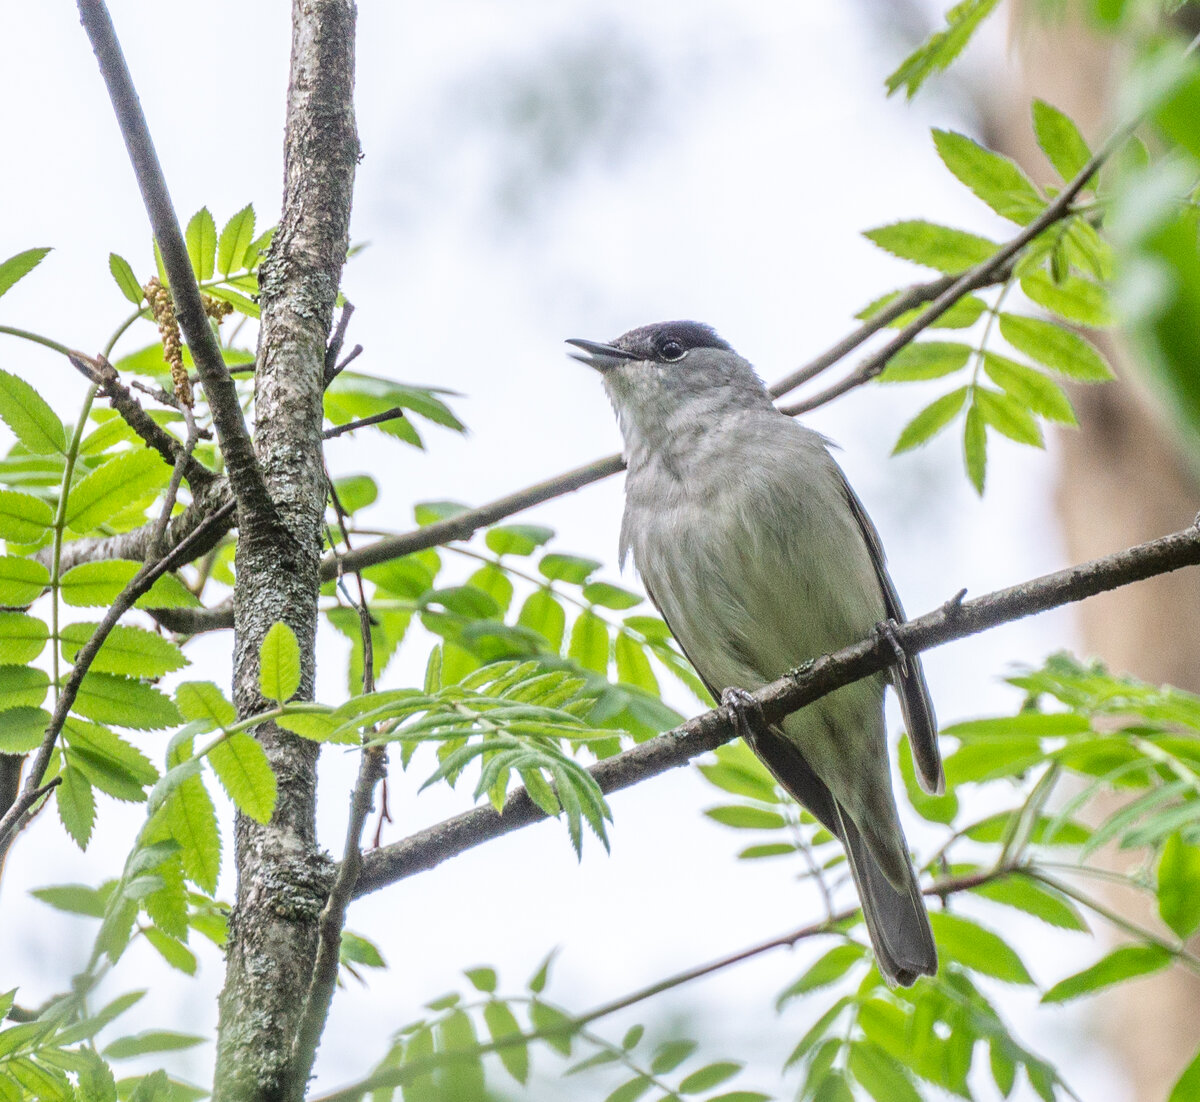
[963,402,986,495]
[928,912,1033,983]
[208,732,276,823]
[650,1040,696,1073]
[218,204,256,277]
[464,966,497,993]
[0,612,48,663]
[1169,1048,1200,1102]
[0,248,51,299]
[849,1041,922,1102]
[330,474,377,515]
[59,560,199,608]
[60,622,186,678]
[0,555,49,604]
[604,1077,653,1102]
[1042,944,1171,1003]
[885,0,1002,99]
[998,313,1114,381]
[64,449,171,534]
[185,208,217,281]
[614,633,658,693]
[698,743,779,802]
[109,253,143,304]
[0,368,66,455]
[468,563,513,615]
[539,553,602,585]
[340,930,386,969]
[973,387,1044,447]
[259,621,301,702]
[1032,99,1093,182]
[64,719,158,798]
[0,665,49,710]
[483,1000,528,1084]
[0,490,52,543]
[143,927,197,974]
[517,589,565,651]
[892,387,968,454]
[679,1062,741,1093]
[201,284,259,319]
[879,341,971,382]
[103,1031,204,1059]
[864,220,997,273]
[72,674,181,730]
[777,944,866,1007]
[582,581,643,610]
[0,707,50,752]
[568,609,608,673]
[932,129,1044,224]
[1158,833,1200,939]
[704,805,787,830]
[971,874,1088,931]
[57,765,96,848]
[982,352,1076,424]
[166,771,221,893]
[1021,270,1112,327]
[30,882,108,917]
[175,680,237,729]
[485,524,555,557]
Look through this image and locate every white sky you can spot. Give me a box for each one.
[0,2,1136,1100]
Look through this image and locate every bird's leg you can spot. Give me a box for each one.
[874,617,910,677]
[720,687,766,743]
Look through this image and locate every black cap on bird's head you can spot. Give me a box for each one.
[566,321,733,373]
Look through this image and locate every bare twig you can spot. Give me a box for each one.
[324,302,354,384]
[67,352,216,488]
[0,500,237,860]
[322,407,404,440]
[352,521,1200,897]
[77,0,272,520]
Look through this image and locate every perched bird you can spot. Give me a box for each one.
[567,320,941,986]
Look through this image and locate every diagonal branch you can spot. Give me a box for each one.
[780,146,1108,416]
[76,0,273,522]
[352,521,1200,898]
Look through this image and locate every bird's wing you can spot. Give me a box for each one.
[834,470,943,795]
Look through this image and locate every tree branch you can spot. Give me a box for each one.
[67,351,216,489]
[779,146,1107,417]
[76,0,272,521]
[352,521,1200,898]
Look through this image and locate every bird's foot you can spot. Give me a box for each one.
[720,687,764,742]
[874,617,910,677]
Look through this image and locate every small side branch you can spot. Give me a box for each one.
[352,521,1200,898]
[76,0,273,521]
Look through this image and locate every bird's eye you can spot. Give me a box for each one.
[658,339,686,362]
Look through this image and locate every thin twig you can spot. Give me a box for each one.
[324,303,355,384]
[322,407,405,440]
[76,0,271,520]
[352,521,1200,897]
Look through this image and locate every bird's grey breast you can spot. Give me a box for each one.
[621,414,886,691]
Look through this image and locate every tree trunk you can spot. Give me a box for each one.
[213,2,359,1099]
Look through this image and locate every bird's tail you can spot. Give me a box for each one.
[834,802,937,987]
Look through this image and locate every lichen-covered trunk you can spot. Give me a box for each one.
[213,2,358,1099]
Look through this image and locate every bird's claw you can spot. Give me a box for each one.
[874,617,910,677]
[720,687,764,741]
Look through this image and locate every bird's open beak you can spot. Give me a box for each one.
[565,338,637,373]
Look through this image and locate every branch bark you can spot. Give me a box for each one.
[352,520,1200,898]
[76,0,272,522]
[212,1,359,1099]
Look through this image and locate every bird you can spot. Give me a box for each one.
[567,320,941,986]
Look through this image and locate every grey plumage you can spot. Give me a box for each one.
[568,320,941,986]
